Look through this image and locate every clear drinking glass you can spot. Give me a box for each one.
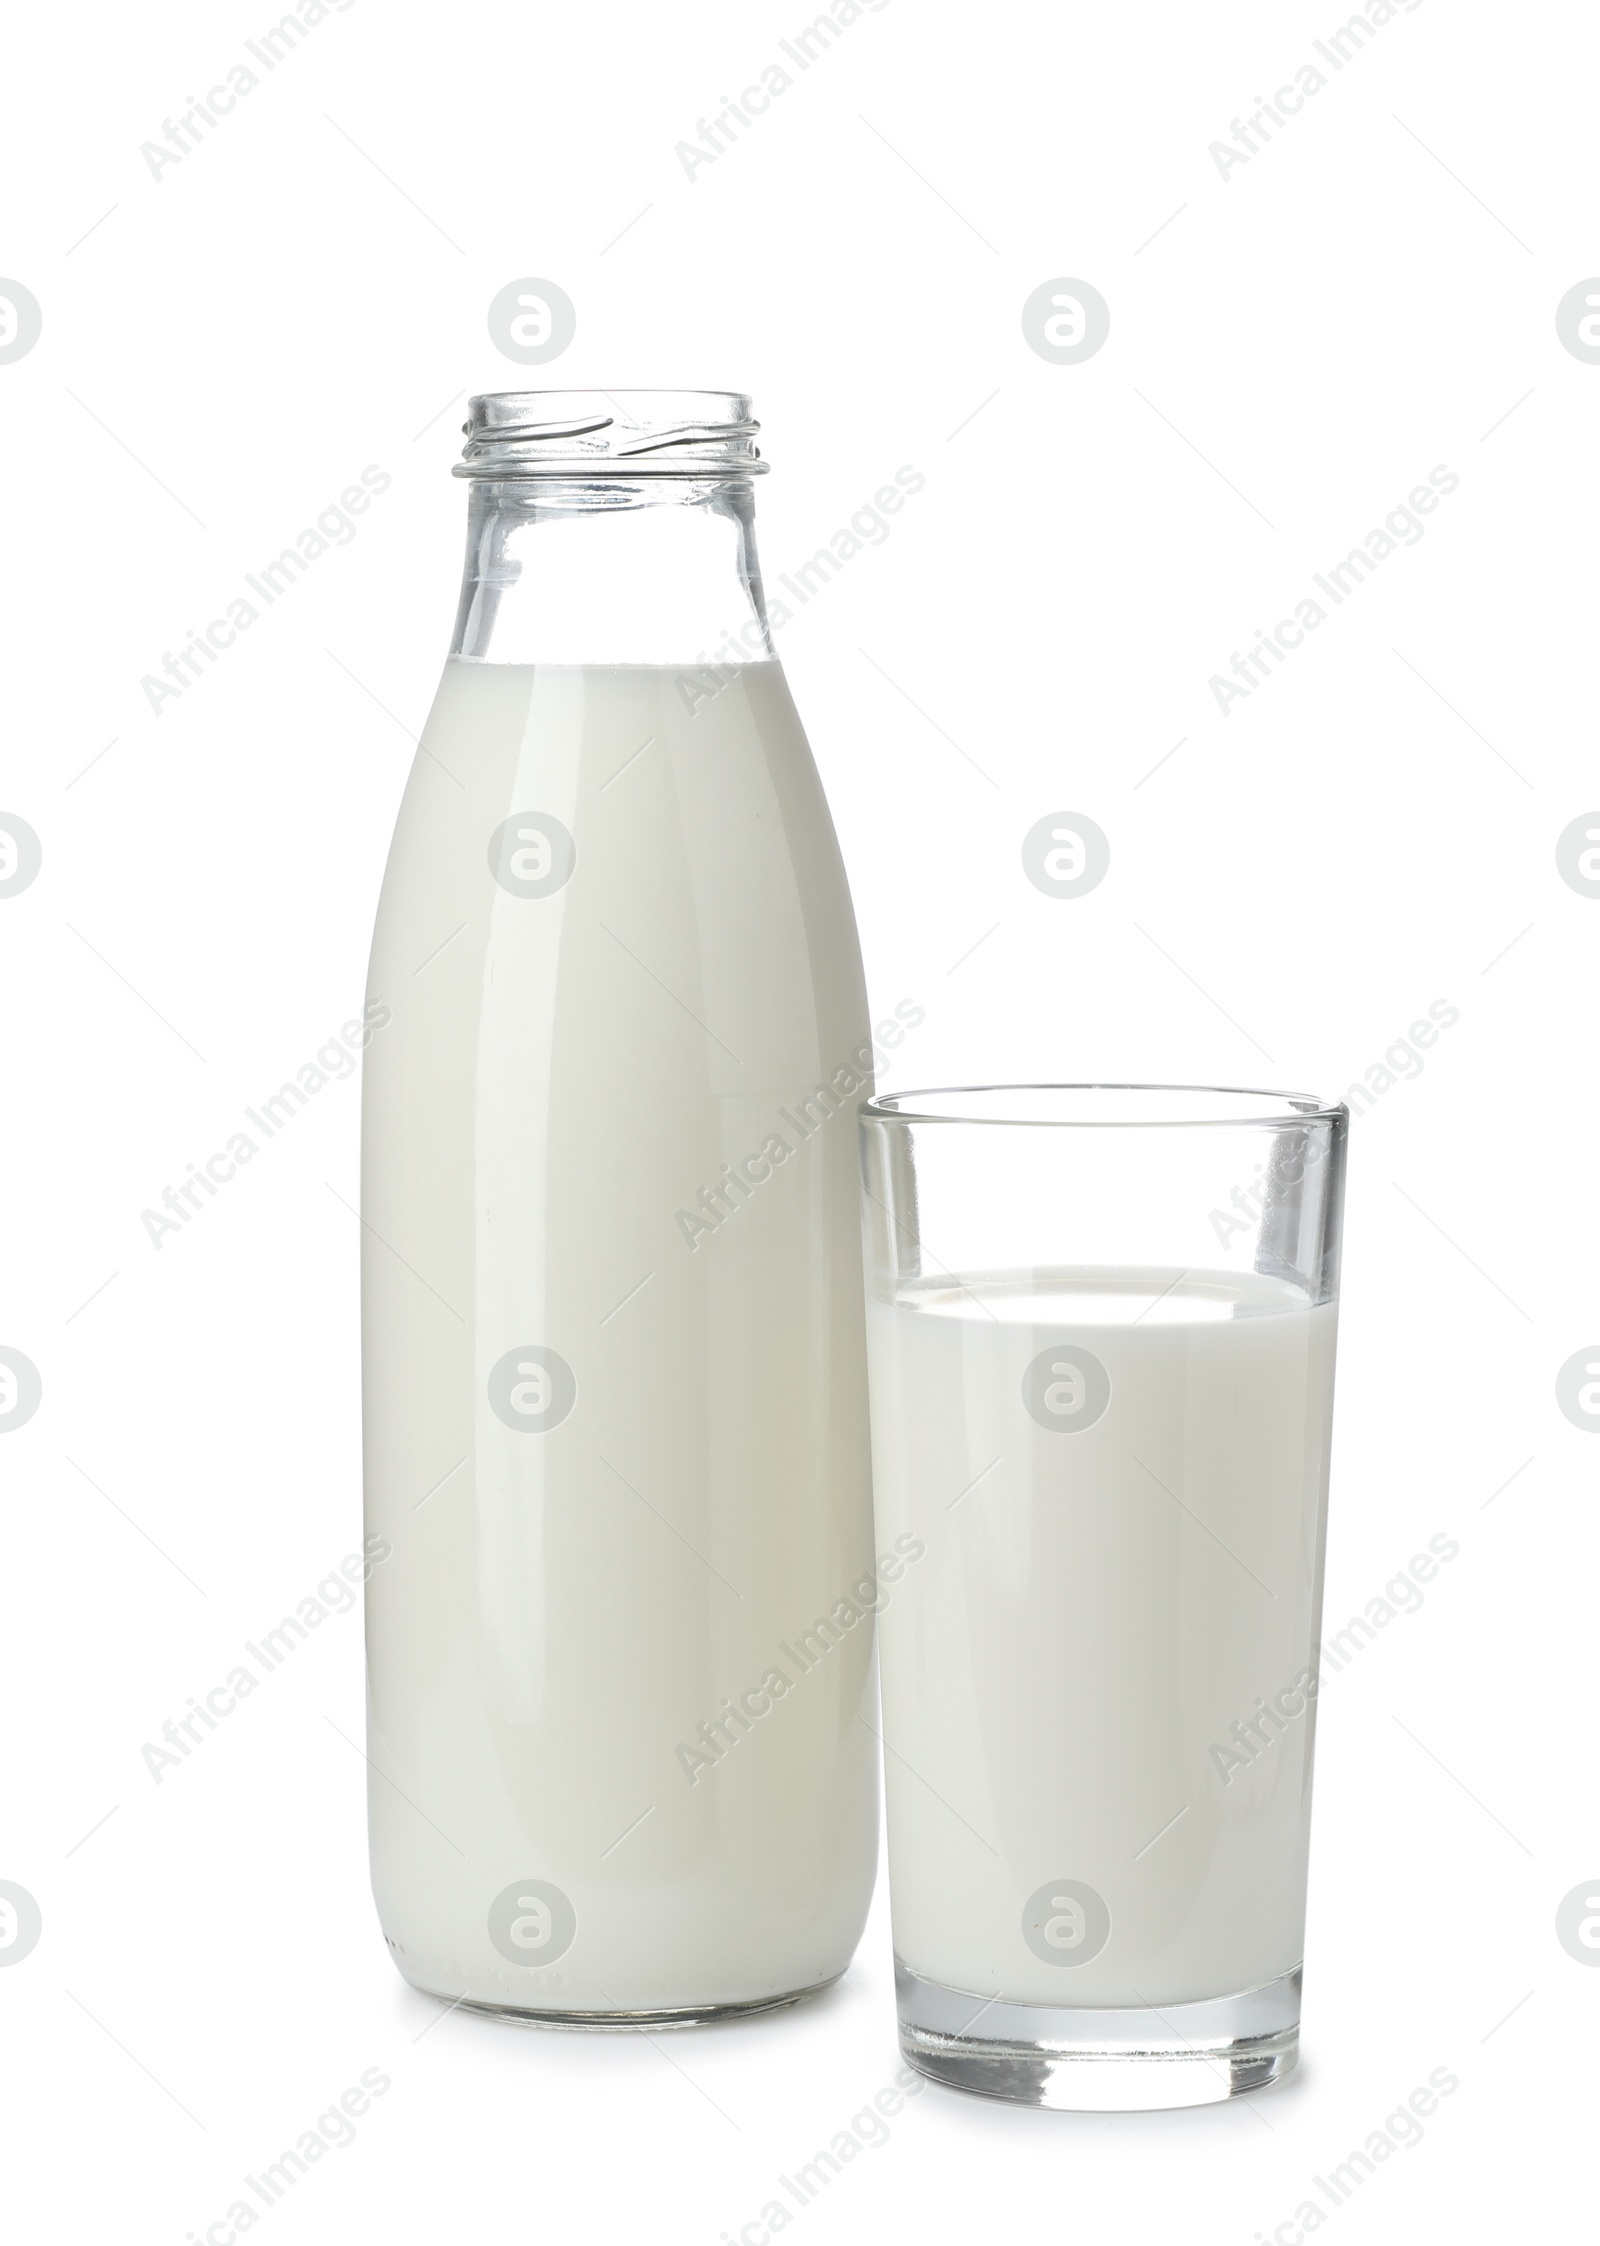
[859,1085,1347,2109]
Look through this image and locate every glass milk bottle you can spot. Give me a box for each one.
[361,392,879,2023]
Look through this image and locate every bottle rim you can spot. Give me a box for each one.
[456,389,769,479]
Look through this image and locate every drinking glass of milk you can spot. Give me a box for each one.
[859,1085,1347,2108]
[361,395,879,2023]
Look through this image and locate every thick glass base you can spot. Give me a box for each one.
[896,1959,1301,2110]
[430,1972,842,2033]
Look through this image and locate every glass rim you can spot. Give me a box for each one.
[858,1082,1348,1130]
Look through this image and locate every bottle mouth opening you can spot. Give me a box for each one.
[456,390,768,479]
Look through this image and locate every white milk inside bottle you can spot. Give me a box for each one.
[361,395,880,2021]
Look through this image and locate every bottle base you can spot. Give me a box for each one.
[895,1958,1301,2110]
[414,1971,844,2034]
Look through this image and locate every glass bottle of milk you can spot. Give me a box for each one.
[361,393,879,2023]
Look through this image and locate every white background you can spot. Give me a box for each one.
[1,0,1594,2237]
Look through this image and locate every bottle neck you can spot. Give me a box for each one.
[449,477,776,668]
